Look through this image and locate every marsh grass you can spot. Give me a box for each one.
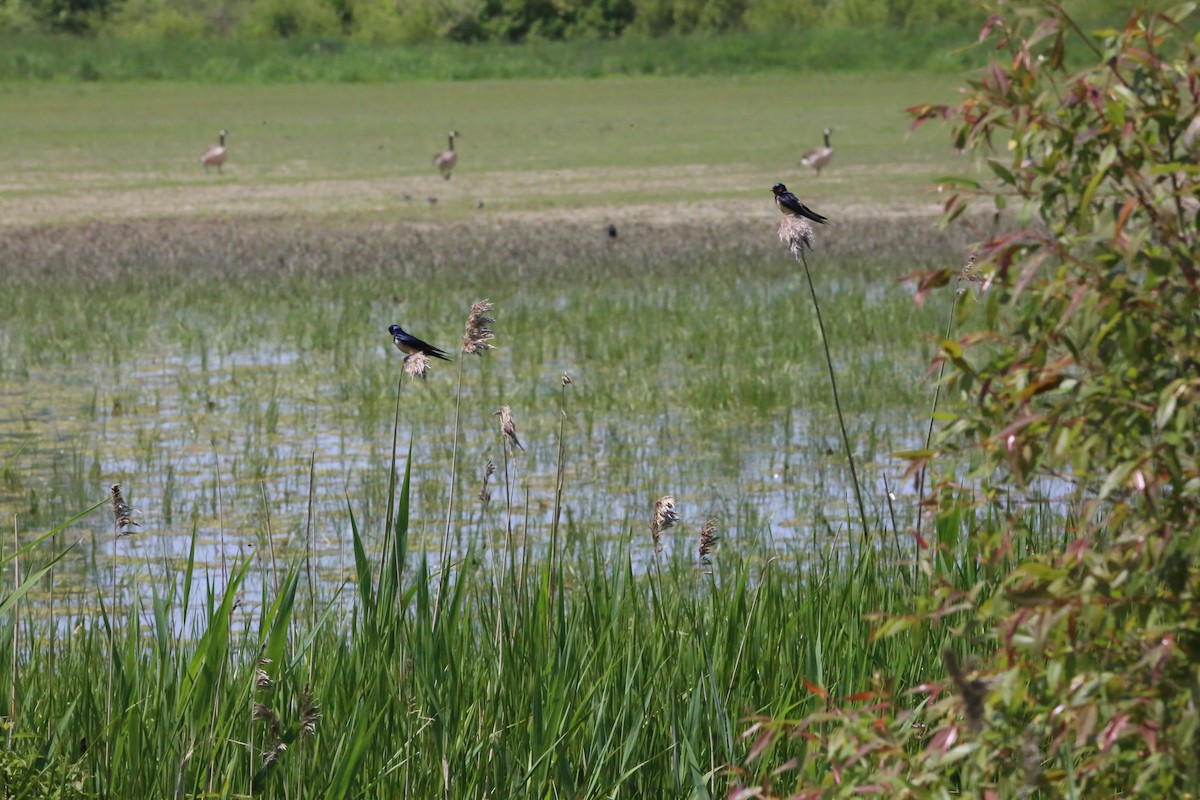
[0,477,1068,796]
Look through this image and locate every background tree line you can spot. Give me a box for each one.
[0,0,1157,44]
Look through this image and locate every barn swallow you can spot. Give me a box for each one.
[771,183,828,224]
[388,324,453,361]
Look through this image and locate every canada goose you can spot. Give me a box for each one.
[201,129,229,173]
[433,130,459,180]
[800,128,834,175]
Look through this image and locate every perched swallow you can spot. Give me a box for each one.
[771,183,828,224]
[389,324,453,361]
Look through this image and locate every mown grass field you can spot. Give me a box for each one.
[0,75,963,225]
[0,74,1019,798]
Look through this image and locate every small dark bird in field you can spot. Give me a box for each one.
[771,183,827,224]
[388,324,453,361]
[607,223,618,238]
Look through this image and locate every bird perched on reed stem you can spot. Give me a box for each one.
[389,324,453,361]
[800,127,834,175]
[201,129,229,173]
[771,183,827,224]
[433,131,459,180]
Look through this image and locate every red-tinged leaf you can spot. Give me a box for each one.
[930,602,974,620]
[740,720,764,740]
[854,784,888,794]
[845,691,877,703]
[914,268,954,307]
[1139,720,1160,752]
[1114,197,1137,240]
[996,413,1045,442]
[803,679,828,699]
[1026,17,1059,47]
[913,531,930,549]
[832,762,842,785]
[905,103,951,133]
[770,757,799,777]
[747,729,775,763]
[910,681,945,699]
[1075,704,1098,748]
[1100,713,1131,752]
[1059,282,1090,329]
[987,61,1011,96]
[927,725,959,754]
[979,15,1004,42]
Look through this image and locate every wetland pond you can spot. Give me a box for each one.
[0,216,970,619]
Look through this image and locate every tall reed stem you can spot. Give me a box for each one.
[383,376,404,605]
[441,358,467,568]
[548,378,570,598]
[796,246,870,547]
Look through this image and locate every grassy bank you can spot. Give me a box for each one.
[0,25,990,83]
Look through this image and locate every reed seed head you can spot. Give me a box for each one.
[561,372,572,386]
[462,299,496,356]
[299,686,321,739]
[255,668,272,692]
[698,517,720,569]
[494,405,525,451]
[651,494,678,554]
[110,483,140,537]
[478,460,495,508]
[403,352,430,380]
[778,215,814,258]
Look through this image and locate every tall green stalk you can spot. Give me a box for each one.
[796,246,870,547]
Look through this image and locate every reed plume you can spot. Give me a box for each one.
[403,352,431,381]
[462,299,495,356]
[650,495,677,555]
[698,518,720,569]
[777,215,814,259]
[495,405,524,451]
[252,702,286,765]
[299,685,320,739]
[477,460,495,509]
[110,483,139,537]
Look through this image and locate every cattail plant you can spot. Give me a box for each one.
[777,212,869,546]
